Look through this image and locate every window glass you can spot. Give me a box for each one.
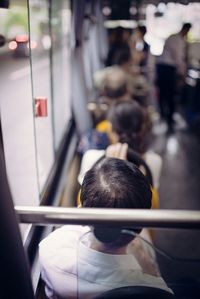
[0,1,40,238]
[28,0,55,191]
[51,0,71,150]
[0,1,39,206]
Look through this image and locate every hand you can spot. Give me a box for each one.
[105,143,128,160]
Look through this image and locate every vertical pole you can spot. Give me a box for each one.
[0,119,35,299]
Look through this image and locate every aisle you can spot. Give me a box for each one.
[152,118,200,290]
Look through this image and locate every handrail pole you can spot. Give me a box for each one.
[15,206,200,229]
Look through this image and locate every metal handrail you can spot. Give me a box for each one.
[15,206,200,229]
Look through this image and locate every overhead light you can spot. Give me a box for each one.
[157,2,166,13]
[104,20,137,29]
[102,6,111,16]
[129,6,137,15]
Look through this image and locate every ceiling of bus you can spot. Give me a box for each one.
[101,0,199,20]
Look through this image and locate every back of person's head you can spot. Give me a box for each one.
[80,158,152,248]
[81,157,152,209]
[181,22,192,35]
[103,67,128,99]
[107,100,147,153]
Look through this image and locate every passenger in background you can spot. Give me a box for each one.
[78,68,131,155]
[78,101,162,193]
[131,25,149,74]
[156,23,192,131]
[39,158,173,299]
[105,27,131,67]
[94,45,150,107]
[94,66,130,104]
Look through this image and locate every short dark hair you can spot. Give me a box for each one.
[182,22,192,31]
[107,100,147,153]
[81,157,151,209]
[80,158,152,247]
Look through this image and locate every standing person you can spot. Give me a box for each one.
[156,23,192,131]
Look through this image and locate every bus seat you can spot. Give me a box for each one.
[92,286,175,299]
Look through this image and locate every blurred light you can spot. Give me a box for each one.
[16,34,28,43]
[135,41,144,51]
[150,39,164,56]
[157,2,166,12]
[188,69,199,79]
[87,102,97,110]
[27,40,37,49]
[42,35,51,50]
[104,20,137,29]
[139,5,146,15]
[167,136,179,155]
[185,77,196,87]
[8,41,17,50]
[129,6,137,15]
[102,6,111,16]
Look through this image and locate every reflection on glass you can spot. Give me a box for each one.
[51,0,71,150]
[0,1,40,238]
[28,0,54,192]
[0,1,39,207]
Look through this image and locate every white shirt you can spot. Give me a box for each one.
[157,33,187,74]
[78,149,162,189]
[39,225,172,299]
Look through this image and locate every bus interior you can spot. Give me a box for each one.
[0,0,200,298]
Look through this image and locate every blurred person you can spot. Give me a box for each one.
[94,46,149,107]
[131,25,149,73]
[156,23,192,131]
[78,68,130,155]
[39,158,172,299]
[78,100,162,193]
[105,27,131,67]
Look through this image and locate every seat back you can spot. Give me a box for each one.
[93,286,175,299]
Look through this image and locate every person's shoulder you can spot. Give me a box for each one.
[166,33,180,43]
[39,225,89,263]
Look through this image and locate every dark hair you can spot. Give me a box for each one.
[113,46,131,66]
[108,100,147,153]
[81,157,151,209]
[137,25,147,36]
[80,158,152,247]
[181,22,192,32]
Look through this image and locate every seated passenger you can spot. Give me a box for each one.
[79,100,162,191]
[39,158,172,299]
[94,46,149,106]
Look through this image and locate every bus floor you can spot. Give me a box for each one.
[152,115,200,297]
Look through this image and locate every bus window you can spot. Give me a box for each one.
[0,0,73,238]
[0,0,39,238]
